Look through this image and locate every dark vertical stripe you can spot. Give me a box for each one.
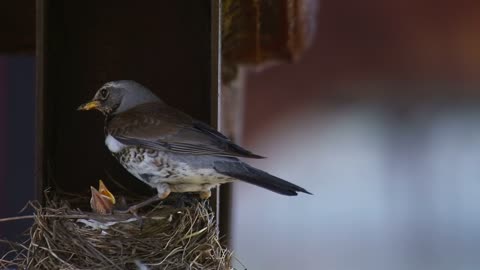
[2,56,35,242]
[0,57,7,228]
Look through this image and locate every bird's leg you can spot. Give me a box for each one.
[127,195,162,214]
[114,195,159,215]
[115,183,171,215]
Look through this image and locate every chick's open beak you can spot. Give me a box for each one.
[77,100,100,111]
[90,180,116,214]
[98,179,116,204]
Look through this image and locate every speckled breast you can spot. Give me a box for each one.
[113,147,175,185]
[112,147,233,190]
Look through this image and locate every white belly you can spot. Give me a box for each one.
[105,135,126,153]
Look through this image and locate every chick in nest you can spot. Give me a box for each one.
[90,180,116,214]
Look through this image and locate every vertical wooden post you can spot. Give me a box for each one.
[211,0,223,223]
[35,0,46,202]
[218,68,247,244]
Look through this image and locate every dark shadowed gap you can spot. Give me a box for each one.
[0,56,7,239]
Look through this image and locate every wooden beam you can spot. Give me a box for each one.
[210,0,223,225]
[0,1,35,53]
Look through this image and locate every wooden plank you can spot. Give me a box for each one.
[210,0,223,230]
[35,0,46,201]
[0,1,35,53]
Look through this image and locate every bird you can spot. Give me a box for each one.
[90,180,116,214]
[78,80,311,212]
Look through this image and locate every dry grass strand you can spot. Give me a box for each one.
[0,199,232,270]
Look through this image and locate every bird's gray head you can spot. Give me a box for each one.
[78,80,162,115]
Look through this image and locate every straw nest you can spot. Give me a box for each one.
[1,198,233,270]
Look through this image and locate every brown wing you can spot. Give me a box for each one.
[107,102,264,158]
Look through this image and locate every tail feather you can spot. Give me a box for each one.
[214,161,312,196]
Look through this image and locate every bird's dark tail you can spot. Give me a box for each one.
[214,161,312,196]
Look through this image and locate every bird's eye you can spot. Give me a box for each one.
[99,88,109,100]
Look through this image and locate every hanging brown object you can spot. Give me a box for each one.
[223,0,318,67]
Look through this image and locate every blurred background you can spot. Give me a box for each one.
[0,0,36,246]
[230,1,480,270]
[1,1,480,269]
[0,56,36,246]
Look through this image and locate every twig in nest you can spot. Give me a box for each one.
[0,199,234,270]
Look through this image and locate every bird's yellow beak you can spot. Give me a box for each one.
[77,100,100,111]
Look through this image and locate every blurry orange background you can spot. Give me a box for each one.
[231,1,480,269]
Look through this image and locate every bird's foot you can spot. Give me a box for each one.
[156,183,171,200]
[114,194,162,215]
[113,205,138,215]
[113,204,146,229]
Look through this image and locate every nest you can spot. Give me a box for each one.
[1,198,233,269]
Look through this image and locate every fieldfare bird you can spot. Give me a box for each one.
[78,81,311,212]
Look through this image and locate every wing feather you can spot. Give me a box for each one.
[107,102,264,158]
